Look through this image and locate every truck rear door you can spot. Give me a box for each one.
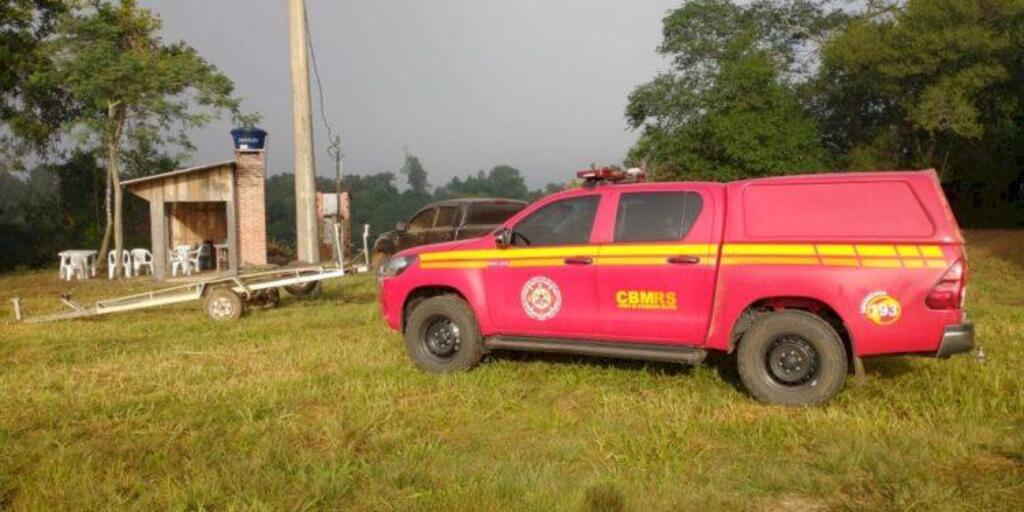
[595,186,722,345]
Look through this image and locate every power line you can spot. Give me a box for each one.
[303,3,340,160]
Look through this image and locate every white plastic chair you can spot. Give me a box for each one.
[170,245,198,276]
[108,250,132,279]
[59,253,85,281]
[131,248,153,276]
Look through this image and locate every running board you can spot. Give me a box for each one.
[484,336,706,364]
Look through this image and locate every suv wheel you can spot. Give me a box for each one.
[371,251,390,271]
[405,295,484,373]
[736,310,847,406]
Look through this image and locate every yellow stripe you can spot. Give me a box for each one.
[861,258,902,268]
[420,246,600,262]
[816,244,856,256]
[721,256,819,266]
[821,257,859,267]
[722,244,816,256]
[896,245,921,257]
[596,257,701,266]
[856,245,898,257]
[509,258,565,268]
[420,261,489,270]
[598,244,716,256]
[416,243,952,270]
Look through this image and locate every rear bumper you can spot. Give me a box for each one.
[935,322,974,358]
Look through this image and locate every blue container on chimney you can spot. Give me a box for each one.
[231,127,267,151]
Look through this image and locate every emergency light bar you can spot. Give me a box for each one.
[577,167,646,188]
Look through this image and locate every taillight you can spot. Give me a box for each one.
[926,258,967,310]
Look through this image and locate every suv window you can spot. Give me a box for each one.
[465,202,525,225]
[407,208,436,233]
[513,195,600,246]
[435,206,461,228]
[614,192,703,242]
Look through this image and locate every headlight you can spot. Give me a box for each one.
[379,255,417,278]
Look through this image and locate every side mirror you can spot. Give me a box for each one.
[495,227,512,249]
[395,222,407,231]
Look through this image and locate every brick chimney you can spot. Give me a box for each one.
[234,149,268,266]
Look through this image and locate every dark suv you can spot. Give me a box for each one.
[371,198,527,268]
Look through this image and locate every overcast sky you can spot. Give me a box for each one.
[138,0,679,188]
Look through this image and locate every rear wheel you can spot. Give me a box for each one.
[405,295,483,373]
[736,310,847,406]
[205,287,244,321]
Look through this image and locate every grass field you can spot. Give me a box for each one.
[1,231,1022,510]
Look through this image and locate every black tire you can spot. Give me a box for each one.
[204,287,244,321]
[371,251,390,271]
[736,310,847,406]
[404,295,484,373]
[284,281,320,298]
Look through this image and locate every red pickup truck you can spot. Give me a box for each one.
[378,169,973,405]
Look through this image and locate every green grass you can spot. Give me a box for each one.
[1,231,1022,510]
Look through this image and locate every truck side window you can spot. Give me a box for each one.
[614,192,703,242]
[512,195,599,246]
[465,203,526,226]
[407,208,436,233]
[435,207,460,229]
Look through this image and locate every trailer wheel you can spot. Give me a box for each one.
[284,281,320,298]
[247,288,280,309]
[205,287,244,321]
[736,310,847,406]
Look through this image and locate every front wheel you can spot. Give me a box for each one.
[404,295,484,373]
[371,251,390,271]
[736,310,848,406]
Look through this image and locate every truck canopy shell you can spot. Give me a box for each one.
[724,170,963,244]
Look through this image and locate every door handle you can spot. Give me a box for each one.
[667,255,701,265]
[564,256,594,265]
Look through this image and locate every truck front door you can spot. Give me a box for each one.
[596,189,719,345]
[485,195,602,339]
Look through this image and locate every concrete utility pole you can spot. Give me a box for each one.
[288,0,319,263]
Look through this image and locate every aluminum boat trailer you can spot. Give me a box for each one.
[12,224,375,324]
[11,264,368,324]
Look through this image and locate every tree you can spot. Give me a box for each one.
[625,0,845,180]
[819,0,1024,224]
[37,0,252,276]
[0,0,69,168]
[400,153,430,195]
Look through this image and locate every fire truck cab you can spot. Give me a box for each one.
[378,169,973,405]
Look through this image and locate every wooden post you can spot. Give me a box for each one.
[226,196,239,275]
[288,0,319,264]
[150,188,168,281]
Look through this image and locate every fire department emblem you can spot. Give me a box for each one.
[521,276,562,321]
[861,291,902,325]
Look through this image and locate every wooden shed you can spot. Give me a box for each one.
[123,150,268,281]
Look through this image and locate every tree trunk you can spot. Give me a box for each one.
[98,164,113,268]
[106,101,126,279]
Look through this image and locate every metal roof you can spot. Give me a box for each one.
[121,160,236,187]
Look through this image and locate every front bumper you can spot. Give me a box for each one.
[935,322,974,358]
